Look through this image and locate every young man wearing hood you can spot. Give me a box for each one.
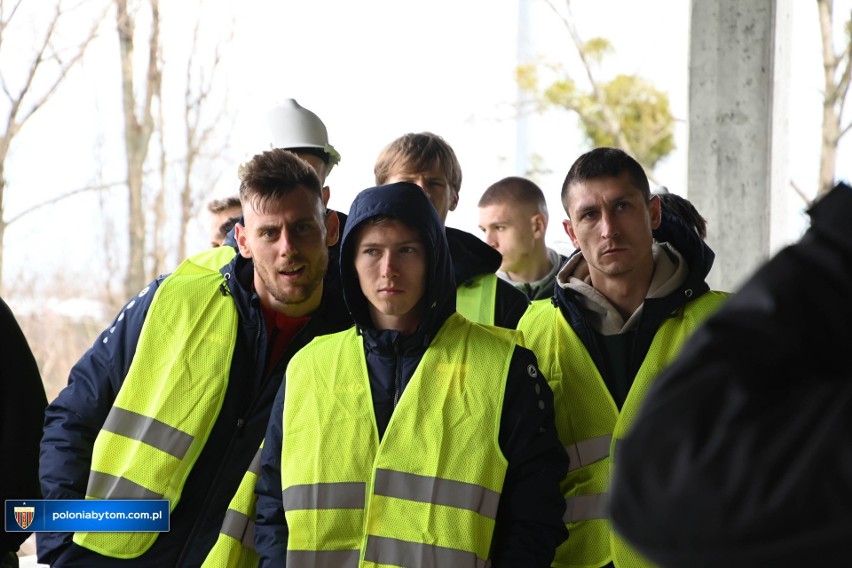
[517,147,728,568]
[254,182,568,567]
[373,132,529,328]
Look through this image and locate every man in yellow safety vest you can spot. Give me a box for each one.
[518,147,728,568]
[38,149,351,567]
[254,181,569,566]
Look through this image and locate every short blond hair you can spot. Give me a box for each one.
[374,132,462,193]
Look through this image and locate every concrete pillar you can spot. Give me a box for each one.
[688,0,791,291]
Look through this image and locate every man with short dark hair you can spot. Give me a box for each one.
[374,132,529,328]
[38,149,351,567]
[518,147,728,568]
[478,176,567,300]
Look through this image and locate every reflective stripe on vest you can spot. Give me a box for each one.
[364,535,490,568]
[201,443,264,568]
[74,246,238,559]
[456,273,497,325]
[518,291,728,568]
[564,493,609,523]
[282,312,515,566]
[282,469,501,517]
[566,434,612,473]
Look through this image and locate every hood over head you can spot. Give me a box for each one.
[341,182,456,335]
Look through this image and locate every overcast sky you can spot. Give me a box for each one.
[3,0,850,304]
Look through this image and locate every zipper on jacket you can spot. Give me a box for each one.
[392,338,402,409]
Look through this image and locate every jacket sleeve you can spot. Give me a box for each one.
[36,280,162,565]
[491,345,568,567]
[610,184,852,567]
[493,279,530,330]
[0,298,47,555]
[255,381,289,567]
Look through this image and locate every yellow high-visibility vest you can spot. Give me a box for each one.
[456,273,497,325]
[74,246,238,558]
[518,291,728,568]
[201,443,263,568]
[282,312,518,567]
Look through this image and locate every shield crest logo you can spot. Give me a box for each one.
[14,506,35,530]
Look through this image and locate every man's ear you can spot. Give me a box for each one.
[563,219,579,249]
[532,213,547,238]
[235,223,252,259]
[649,194,662,230]
[325,210,340,247]
[449,189,460,212]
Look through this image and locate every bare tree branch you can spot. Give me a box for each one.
[835,10,852,127]
[5,180,124,225]
[840,118,852,139]
[117,0,162,294]
[13,4,109,136]
[816,0,847,195]
[177,0,234,259]
[789,179,813,206]
[0,3,61,144]
[0,0,26,44]
[541,0,636,157]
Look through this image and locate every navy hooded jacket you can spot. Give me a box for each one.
[38,250,351,567]
[254,182,568,567]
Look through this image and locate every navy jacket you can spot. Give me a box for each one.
[255,182,568,567]
[38,251,351,567]
[611,183,852,567]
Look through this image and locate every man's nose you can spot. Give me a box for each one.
[600,211,619,239]
[381,253,398,278]
[278,228,297,256]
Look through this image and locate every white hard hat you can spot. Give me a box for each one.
[267,99,341,173]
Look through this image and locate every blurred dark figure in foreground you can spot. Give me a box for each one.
[611,182,852,567]
[1,297,47,568]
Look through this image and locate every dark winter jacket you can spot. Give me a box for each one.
[254,182,568,567]
[447,226,529,328]
[38,251,351,567]
[610,182,852,567]
[1,297,47,556]
[554,208,717,407]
